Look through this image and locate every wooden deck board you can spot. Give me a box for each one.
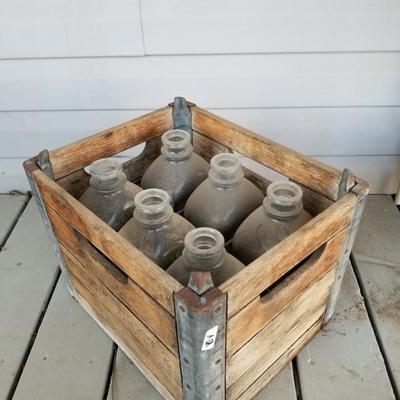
[0,194,27,246]
[13,275,114,400]
[352,195,400,391]
[0,199,59,400]
[296,264,396,400]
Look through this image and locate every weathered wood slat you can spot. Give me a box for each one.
[237,322,321,400]
[192,106,344,200]
[0,194,27,246]
[220,192,357,318]
[227,227,348,357]
[297,265,396,400]
[12,275,113,400]
[34,169,182,314]
[64,249,182,398]
[49,107,172,179]
[46,206,177,352]
[226,267,335,391]
[0,200,59,400]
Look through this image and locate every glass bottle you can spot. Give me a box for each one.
[184,153,264,239]
[141,129,209,211]
[167,227,245,286]
[119,189,194,269]
[232,181,313,264]
[79,158,141,230]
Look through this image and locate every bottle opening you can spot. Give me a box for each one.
[208,153,244,186]
[134,189,173,225]
[87,158,125,192]
[161,129,192,160]
[263,181,303,218]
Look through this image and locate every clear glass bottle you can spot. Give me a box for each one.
[79,158,141,230]
[119,189,194,269]
[232,181,313,264]
[184,153,264,239]
[167,227,245,286]
[141,129,209,211]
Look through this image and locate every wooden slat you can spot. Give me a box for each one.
[49,106,172,179]
[192,106,343,200]
[227,227,348,357]
[64,249,183,399]
[47,206,177,352]
[34,169,182,314]
[12,275,113,400]
[0,194,27,246]
[226,268,335,391]
[221,192,357,318]
[236,322,321,400]
[297,265,396,400]
[0,200,59,400]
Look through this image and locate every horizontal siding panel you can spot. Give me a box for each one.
[1,107,399,158]
[1,53,400,110]
[142,0,400,54]
[0,0,144,58]
[2,156,399,194]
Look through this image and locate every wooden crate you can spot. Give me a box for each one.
[23,98,368,400]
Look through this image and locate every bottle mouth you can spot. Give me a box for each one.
[208,153,244,186]
[263,181,303,218]
[161,129,192,160]
[88,158,122,179]
[134,188,173,225]
[183,228,226,271]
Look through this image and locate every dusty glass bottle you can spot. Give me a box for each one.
[184,153,264,239]
[232,181,313,264]
[141,129,209,211]
[119,189,194,269]
[167,227,245,286]
[79,158,141,230]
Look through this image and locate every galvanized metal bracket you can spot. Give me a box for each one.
[323,178,369,325]
[24,157,76,298]
[37,149,55,179]
[175,271,226,400]
[337,168,356,199]
[170,97,194,135]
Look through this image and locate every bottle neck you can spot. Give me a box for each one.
[182,228,226,272]
[263,181,303,219]
[133,189,173,226]
[161,129,193,161]
[208,153,244,187]
[88,158,126,193]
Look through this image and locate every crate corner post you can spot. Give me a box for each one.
[174,271,227,400]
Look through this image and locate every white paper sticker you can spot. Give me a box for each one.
[201,326,218,351]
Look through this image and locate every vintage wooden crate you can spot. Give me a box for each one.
[24,97,368,400]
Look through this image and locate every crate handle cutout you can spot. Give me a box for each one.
[259,243,326,302]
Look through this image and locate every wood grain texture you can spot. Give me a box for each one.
[192,107,342,200]
[220,192,357,318]
[236,322,321,400]
[65,249,183,399]
[226,268,335,391]
[46,206,177,353]
[34,169,182,314]
[227,227,348,357]
[49,107,172,179]
[12,276,113,400]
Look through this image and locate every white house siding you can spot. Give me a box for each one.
[0,0,399,193]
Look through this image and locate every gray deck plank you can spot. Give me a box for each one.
[296,264,395,400]
[0,199,59,400]
[352,195,400,390]
[0,194,27,246]
[13,275,114,400]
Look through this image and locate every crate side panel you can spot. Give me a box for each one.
[227,227,348,357]
[221,192,357,318]
[192,106,343,200]
[46,205,177,353]
[226,267,336,389]
[34,169,182,314]
[63,248,183,399]
[49,106,172,179]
